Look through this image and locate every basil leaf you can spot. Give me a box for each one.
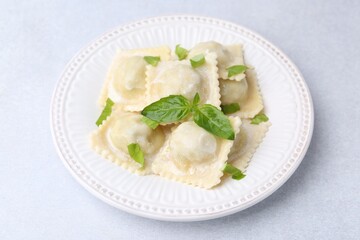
[190,54,205,68]
[251,113,269,125]
[144,56,160,66]
[221,103,240,114]
[141,116,159,129]
[95,98,114,126]
[141,95,191,123]
[192,92,200,106]
[222,163,246,180]
[127,143,145,168]
[193,104,235,140]
[175,44,188,60]
[226,65,248,77]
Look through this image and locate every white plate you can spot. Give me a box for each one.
[50,15,314,221]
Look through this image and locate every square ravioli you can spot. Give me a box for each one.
[228,119,271,171]
[188,41,245,81]
[90,41,271,189]
[145,51,221,108]
[98,46,171,111]
[151,117,241,189]
[91,110,166,175]
[220,69,264,118]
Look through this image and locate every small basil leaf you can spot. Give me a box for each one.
[193,104,235,140]
[251,113,269,125]
[175,44,188,60]
[226,65,248,78]
[141,116,159,129]
[221,103,240,114]
[222,163,246,180]
[127,143,145,168]
[141,95,191,123]
[192,92,200,106]
[144,56,160,66]
[190,54,205,68]
[95,98,114,126]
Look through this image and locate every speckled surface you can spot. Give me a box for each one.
[0,1,359,239]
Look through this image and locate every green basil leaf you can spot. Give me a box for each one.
[192,92,200,106]
[251,113,269,125]
[175,44,188,60]
[190,54,205,68]
[226,65,248,77]
[193,104,235,140]
[141,95,191,123]
[95,98,114,126]
[127,143,145,168]
[222,163,246,180]
[144,56,160,66]
[141,116,159,129]
[221,103,240,114]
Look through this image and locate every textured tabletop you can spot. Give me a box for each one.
[1,1,359,239]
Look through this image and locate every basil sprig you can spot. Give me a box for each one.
[193,104,235,140]
[127,143,145,168]
[226,65,248,77]
[222,163,246,180]
[251,113,269,125]
[221,103,240,114]
[192,92,200,107]
[175,44,188,60]
[190,54,205,68]
[96,98,114,126]
[141,94,235,140]
[141,95,191,124]
[144,56,160,66]
[141,116,159,129]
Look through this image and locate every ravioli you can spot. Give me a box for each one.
[98,46,171,111]
[228,119,271,171]
[189,41,245,81]
[146,51,221,108]
[152,117,241,189]
[91,110,166,175]
[220,69,263,118]
[91,42,271,189]
[220,78,248,104]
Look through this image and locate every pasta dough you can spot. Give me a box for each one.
[189,41,245,81]
[152,117,241,189]
[98,46,171,111]
[91,110,166,174]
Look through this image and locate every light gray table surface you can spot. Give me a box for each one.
[1,1,359,239]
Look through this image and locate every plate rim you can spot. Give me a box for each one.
[50,14,314,222]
